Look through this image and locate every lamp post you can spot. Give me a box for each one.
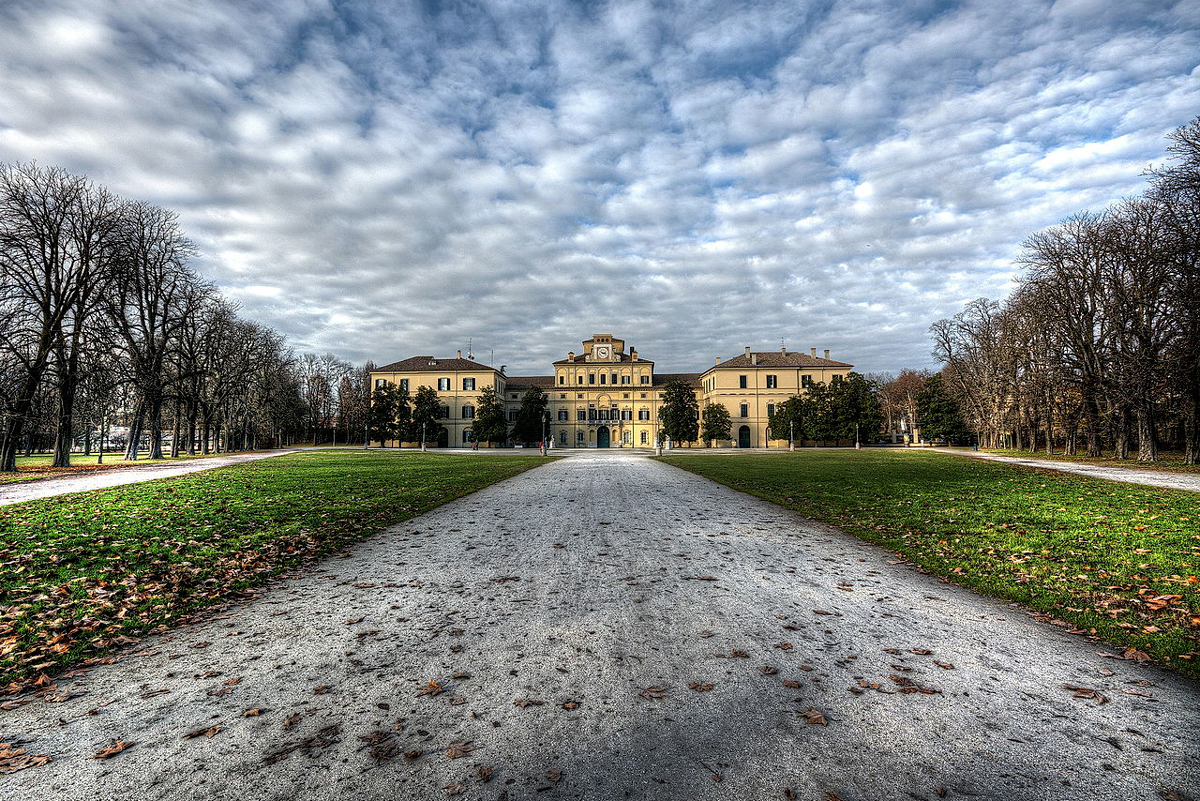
[789,419,795,452]
[363,423,368,449]
[855,421,861,450]
[654,417,662,456]
[541,415,547,456]
[421,422,427,452]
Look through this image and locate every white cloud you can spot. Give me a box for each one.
[0,0,1196,375]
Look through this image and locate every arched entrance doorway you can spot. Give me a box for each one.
[597,426,611,448]
[436,427,449,448]
[738,425,751,448]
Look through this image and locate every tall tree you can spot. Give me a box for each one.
[411,385,443,447]
[473,386,509,445]
[917,372,972,444]
[659,379,699,446]
[509,387,547,445]
[768,395,809,446]
[700,402,731,446]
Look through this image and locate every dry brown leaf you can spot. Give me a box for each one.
[514,698,544,708]
[688,682,714,692]
[184,726,220,739]
[801,708,827,725]
[92,740,134,759]
[445,741,477,759]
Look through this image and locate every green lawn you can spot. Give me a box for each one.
[0,451,549,693]
[978,447,1200,473]
[659,449,1200,678]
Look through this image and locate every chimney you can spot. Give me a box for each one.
[744,346,751,358]
[457,350,462,359]
[810,348,816,357]
[568,351,575,361]
[751,353,757,365]
[781,346,787,355]
[631,348,638,361]
[824,349,830,360]
[715,356,721,365]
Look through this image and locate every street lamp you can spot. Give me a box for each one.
[789,419,795,452]
[421,422,427,452]
[541,414,547,456]
[855,421,861,450]
[363,423,368,449]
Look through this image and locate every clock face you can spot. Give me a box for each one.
[595,345,612,360]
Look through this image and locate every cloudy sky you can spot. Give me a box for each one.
[1,0,1197,375]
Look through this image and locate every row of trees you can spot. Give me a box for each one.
[652,373,884,447]
[929,118,1200,462]
[0,163,361,470]
[367,384,551,447]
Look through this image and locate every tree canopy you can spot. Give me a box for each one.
[510,387,548,445]
[659,379,699,445]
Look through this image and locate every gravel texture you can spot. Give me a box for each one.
[2,452,1197,800]
[0,451,298,507]
[935,448,1200,492]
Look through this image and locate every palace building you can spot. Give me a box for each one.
[370,334,851,448]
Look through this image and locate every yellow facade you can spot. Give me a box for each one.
[370,335,852,448]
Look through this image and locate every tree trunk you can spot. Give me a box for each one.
[1136,406,1158,462]
[146,388,165,460]
[1185,386,1200,465]
[1114,406,1131,460]
[52,371,78,468]
[171,399,182,458]
[125,401,145,461]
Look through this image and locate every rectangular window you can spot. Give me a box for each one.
[640,393,647,399]
[559,431,567,445]
[621,375,630,384]
[766,375,777,389]
[638,409,650,421]
[374,378,386,389]
[577,409,586,421]
[438,378,450,391]
[558,410,568,421]
[577,374,583,384]
[399,379,409,392]
[559,394,566,400]
[463,378,475,391]
[559,375,565,385]
[508,410,518,421]
[640,375,649,385]
[740,404,749,417]
[462,405,475,419]
[802,375,813,389]
[767,403,775,418]
[611,372,618,384]
[739,375,747,389]
[600,373,606,385]
[640,431,648,444]
[589,373,596,385]
[577,431,585,443]
[440,405,450,419]
[588,408,596,421]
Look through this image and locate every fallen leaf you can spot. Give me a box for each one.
[761,666,778,675]
[445,741,478,759]
[1062,685,1110,705]
[639,686,667,700]
[444,782,465,796]
[782,680,802,689]
[477,765,494,782]
[183,726,220,739]
[417,680,444,697]
[0,742,52,774]
[93,740,134,759]
[545,769,562,783]
[514,698,544,708]
[688,682,714,692]
[802,708,827,725]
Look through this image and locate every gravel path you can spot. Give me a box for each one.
[934,448,1200,492]
[0,450,298,506]
[3,452,1197,800]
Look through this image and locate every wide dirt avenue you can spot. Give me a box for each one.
[2,452,1197,800]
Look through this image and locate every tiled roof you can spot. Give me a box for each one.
[653,372,702,387]
[503,375,555,390]
[707,352,852,370]
[374,356,497,372]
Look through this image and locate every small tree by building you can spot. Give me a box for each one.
[368,383,399,446]
[510,386,549,445]
[472,386,509,445]
[411,385,443,447]
[659,379,699,446]
[700,402,731,446]
[917,372,972,444]
[768,395,810,446]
